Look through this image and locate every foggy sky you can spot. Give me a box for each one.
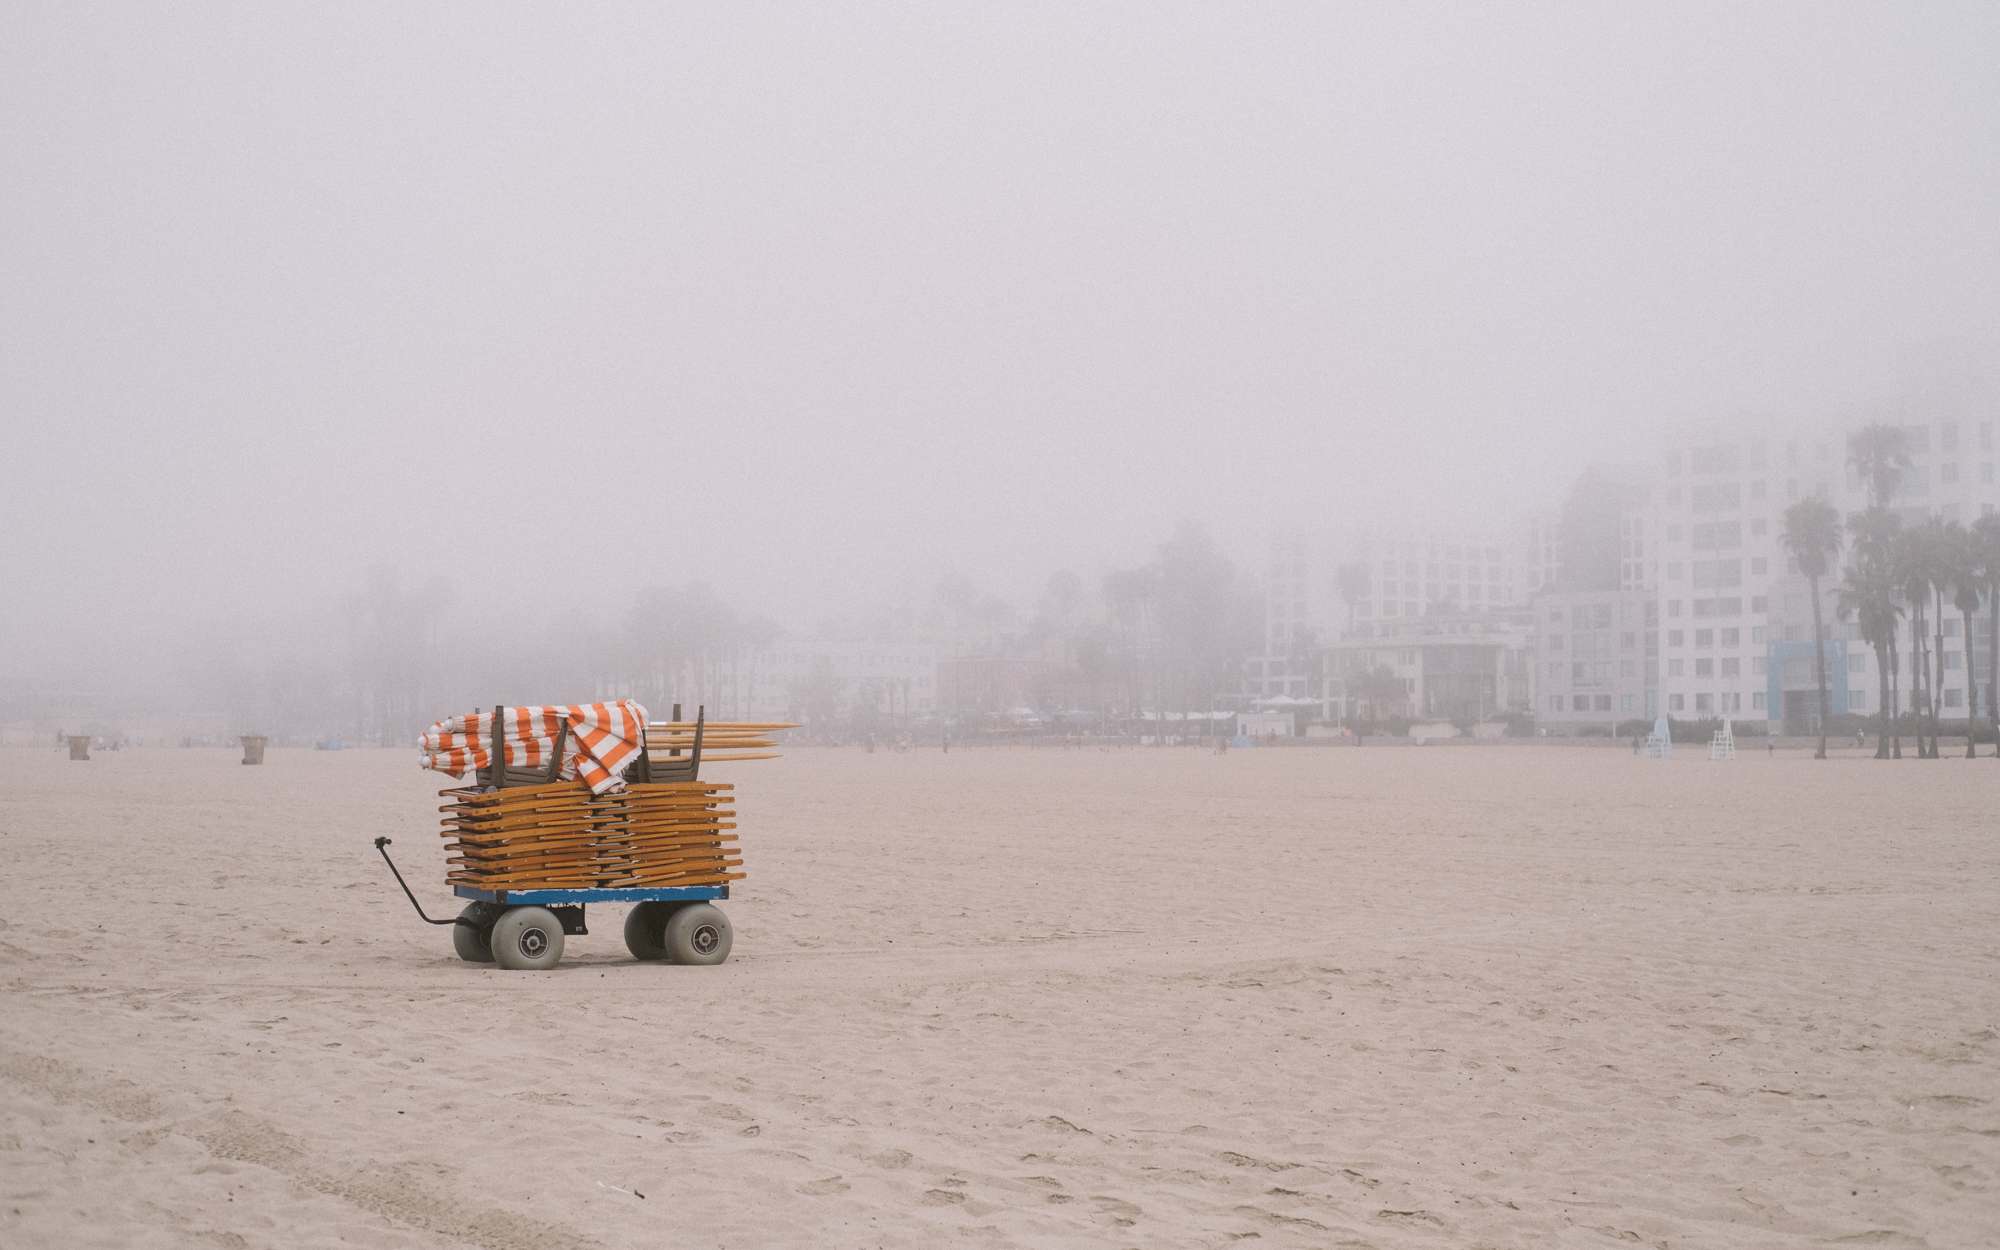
[5,3,1997,685]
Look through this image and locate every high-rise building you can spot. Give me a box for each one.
[1653,417,2000,730]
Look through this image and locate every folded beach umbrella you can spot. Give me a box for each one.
[418,700,649,794]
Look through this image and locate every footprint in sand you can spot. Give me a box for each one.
[797,1176,850,1196]
[1090,1195,1141,1227]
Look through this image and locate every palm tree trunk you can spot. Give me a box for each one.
[1933,589,1947,758]
[1990,581,1999,759]
[1809,575,1829,759]
[1890,633,1903,758]
[1874,639,1891,758]
[1911,602,1929,757]
[1965,604,1981,758]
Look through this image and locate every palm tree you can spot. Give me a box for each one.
[1895,526,1939,757]
[1783,498,1843,759]
[1975,513,2000,758]
[1945,521,1985,757]
[1848,423,1912,510]
[1850,507,1905,756]
[1924,520,1951,758]
[1832,512,1896,756]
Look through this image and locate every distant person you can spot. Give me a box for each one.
[1632,734,1642,755]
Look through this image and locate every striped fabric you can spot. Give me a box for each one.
[418,700,649,794]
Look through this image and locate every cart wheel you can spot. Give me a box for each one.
[490,906,565,970]
[452,903,498,963]
[664,903,732,966]
[623,901,684,961]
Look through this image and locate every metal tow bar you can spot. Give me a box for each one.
[374,837,474,927]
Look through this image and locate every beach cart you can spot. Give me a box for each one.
[377,702,783,970]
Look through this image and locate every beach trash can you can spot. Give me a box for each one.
[240,735,268,765]
[68,735,91,761]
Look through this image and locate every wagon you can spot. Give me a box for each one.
[377,701,773,970]
[375,846,734,970]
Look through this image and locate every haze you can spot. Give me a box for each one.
[4,3,1997,710]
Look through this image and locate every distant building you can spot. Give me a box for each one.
[1319,607,1535,723]
[1256,523,1534,702]
[1531,588,1658,729]
[744,641,941,724]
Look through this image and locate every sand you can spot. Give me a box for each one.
[1,743,1996,1249]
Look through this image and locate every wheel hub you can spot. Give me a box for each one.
[520,927,548,957]
[691,924,719,954]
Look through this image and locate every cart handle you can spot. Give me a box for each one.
[373,837,469,927]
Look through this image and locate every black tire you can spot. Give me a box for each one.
[490,906,565,970]
[663,903,732,966]
[622,901,684,961]
[452,903,498,962]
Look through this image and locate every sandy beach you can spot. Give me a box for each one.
[2,744,1997,1248]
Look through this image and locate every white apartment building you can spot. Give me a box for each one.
[1256,523,1534,698]
[1533,588,1658,728]
[1653,417,1999,728]
[1320,608,1536,723]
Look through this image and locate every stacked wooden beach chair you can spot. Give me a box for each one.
[439,777,740,890]
[430,704,790,892]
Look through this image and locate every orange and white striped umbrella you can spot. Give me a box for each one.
[418,700,649,794]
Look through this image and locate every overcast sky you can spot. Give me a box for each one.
[4,3,1997,680]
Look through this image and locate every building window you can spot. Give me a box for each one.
[1751,596,1768,614]
[1753,657,1768,675]
[1721,628,1740,647]
[1848,653,1866,673]
[1668,659,1684,676]
[1696,629,1714,647]
[1668,629,1684,646]
[1946,651,1963,669]
[1946,688,1965,708]
[1668,601,1682,617]
[1549,695,1564,712]
[1852,689,1868,710]
[1670,694,1685,711]
[1695,658,1714,677]
[1752,625,1767,643]
[1750,557,1767,576]
[1573,695,1590,711]
[1695,693,1713,712]
[1752,691,1767,711]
